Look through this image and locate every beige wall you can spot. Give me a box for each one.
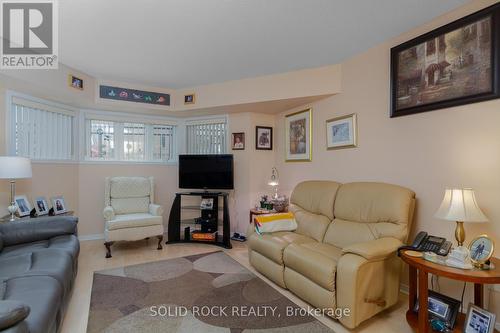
[273,0,500,314]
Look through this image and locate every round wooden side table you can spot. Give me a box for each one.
[401,250,500,332]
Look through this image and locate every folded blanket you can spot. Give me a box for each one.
[254,212,297,235]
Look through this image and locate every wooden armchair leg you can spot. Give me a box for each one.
[157,235,163,250]
[104,241,114,258]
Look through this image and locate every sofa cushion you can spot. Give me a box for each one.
[283,243,338,291]
[1,276,63,333]
[290,180,341,220]
[0,235,79,262]
[0,250,74,299]
[248,232,315,265]
[288,205,332,242]
[106,213,162,231]
[324,182,416,248]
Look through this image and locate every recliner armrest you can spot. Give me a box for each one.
[0,301,30,331]
[103,206,115,221]
[149,204,164,216]
[342,237,402,261]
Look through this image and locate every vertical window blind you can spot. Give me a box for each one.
[186,120,227,154]
[11,98,75,160]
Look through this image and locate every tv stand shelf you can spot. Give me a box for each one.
[167,192,232,249]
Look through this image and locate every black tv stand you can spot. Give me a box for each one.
[167,192,232,249]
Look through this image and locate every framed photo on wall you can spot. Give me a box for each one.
[14,195,31,217]
[390,3,500,117]
[184,93,195,105]
[255,126,273,150]
[232,132,245,150]
[326,114,357,150]
[285,108,312,161]
[68,74,83,90]
[34,196,50,216]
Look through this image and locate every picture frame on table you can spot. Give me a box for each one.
[463,303,496,333]
[326,113,357,150]
[14,195,32,217]
[390,2,500,117]
[255,126,273,150]
[51,196,68,215]
[232,132,245,150]
[414,290,460,329]
[469,234,494,267]
[34,196,50,216]
[285,108,312,161]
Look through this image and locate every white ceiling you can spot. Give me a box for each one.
[60,0,469,89]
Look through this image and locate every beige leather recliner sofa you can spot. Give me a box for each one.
[248,181,415,329]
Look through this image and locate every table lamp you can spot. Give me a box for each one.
[268,167,279,199]
[0,157,32,221]
[434,188,488,247]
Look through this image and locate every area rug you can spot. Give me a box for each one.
[87,251,333,332]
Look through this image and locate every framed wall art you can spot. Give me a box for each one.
[232,132,245,150]
[326,113,357,150]
[391,3,500,117]
[99,85,170,106]
[184,93,195,105]
[285,108,312,162]
[68,75,83,90]
[256,126,273,150]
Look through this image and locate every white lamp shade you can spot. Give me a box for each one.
[434,188,488,223]
[0,157,32,179]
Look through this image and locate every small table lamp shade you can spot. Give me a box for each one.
[0,157,32,179]
[435,188,488,246]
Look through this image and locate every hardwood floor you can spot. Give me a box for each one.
[61,238,413,333]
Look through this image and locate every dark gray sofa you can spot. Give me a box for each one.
[0,216,79,333]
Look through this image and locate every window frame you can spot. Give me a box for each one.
[80,109,178,165]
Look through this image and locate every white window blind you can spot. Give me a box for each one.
[11,99,75,160]
[86,118,176,162]
[186,120,227,154]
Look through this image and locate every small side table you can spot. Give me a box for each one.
[249,208,275,224]
[400,250,500,332]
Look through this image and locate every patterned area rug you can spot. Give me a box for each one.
[87,251,333,332]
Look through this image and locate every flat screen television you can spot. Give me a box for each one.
[179,154,234,190]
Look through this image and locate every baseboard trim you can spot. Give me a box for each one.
[79,233,104,241]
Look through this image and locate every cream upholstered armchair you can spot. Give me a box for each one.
[103,176,164,258]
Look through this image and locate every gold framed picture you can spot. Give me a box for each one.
[68,74,83,90]
[326,113,357,150]
[468,234,494,267]
[184,93,195,105]
[285,108,312,162]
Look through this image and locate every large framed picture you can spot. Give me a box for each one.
[414,290,460,329]
[390,3,500,117]
[326,114,357,150]
[285,108,312,162]
[14,195,32,217]
[464,303,496,333]
[255,126,273,150]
